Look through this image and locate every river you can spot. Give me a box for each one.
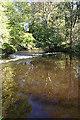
[1,52,80,118]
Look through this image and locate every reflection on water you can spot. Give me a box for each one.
[1,53,79,118]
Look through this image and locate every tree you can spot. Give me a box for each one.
[64,2,80,52]
[2,1,34,53]
[29,2,65,51]
[1,1,80,54]
[0,2,10,48]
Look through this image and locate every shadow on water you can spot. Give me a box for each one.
[1,53,79,118]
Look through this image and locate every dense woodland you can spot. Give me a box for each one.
[0,1,80,56]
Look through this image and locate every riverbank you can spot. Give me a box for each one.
[1,49,79,64]
[0,51,63,64]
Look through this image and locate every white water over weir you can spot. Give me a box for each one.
[0,52,62,64]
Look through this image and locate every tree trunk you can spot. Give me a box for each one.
[65,12,68,41]
[70,2,73,52]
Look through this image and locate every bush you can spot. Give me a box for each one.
[2,43,15,54]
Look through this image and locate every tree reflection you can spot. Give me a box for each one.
[6,97,32,118]
[2,54,79,118]
[78,56,80,118]
[2,63,32,118]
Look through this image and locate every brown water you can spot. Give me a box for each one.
[1,53,80,118]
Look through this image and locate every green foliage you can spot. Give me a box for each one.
[29,2,65,51]
[1,1,35,55]
[1,1,80,55]
[2,43,15,54]
[15,45,21,51]
[29,2,80,53]
[0,2,10,48]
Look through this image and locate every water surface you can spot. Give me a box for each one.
[1,53,79,118]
